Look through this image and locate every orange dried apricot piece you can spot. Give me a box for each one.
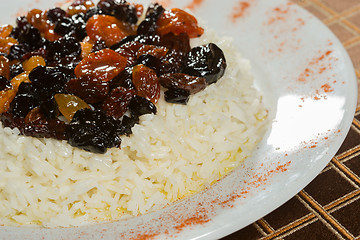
[80,41,93,58]
[0,25,13,38]
[54,94,90,121]
[22,56,46,72]
[157,8,204,38]
[86,15,136,47]
[0,37,18,55]
[0,56,10,80]
[132,64,160,103]
[0,89,16,114]
[74,48,127,82]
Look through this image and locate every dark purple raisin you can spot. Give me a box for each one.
[114,3,138,24]
[9,94,37,118]
[47,7,66,24]
[71,13,87,40]
[9,63,24,78]
[0,76,10,90]
[182,43,227,84]
[102,86,135,119]
[119,115,137,135]
[17,26,44,50]
[8,44,29,60]
[136,54,162,74]
[159,73,207,94]
[23,118,67,140]
[129,95,157,118]
[46,35,81,62]
[164,88,190,105]
[11,16,31,39]
[65,108,121,153]
[39,97,58,119]
[54,17,74,36]
[84,7,104,22]
[109,67,135,89]
[137,3,164,35]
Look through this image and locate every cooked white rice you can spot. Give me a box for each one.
[0,29,268,227]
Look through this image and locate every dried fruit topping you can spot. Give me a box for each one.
[159,73,207,94]
[22,55,46,72]
[132,64,160,103]
[0,0,227,154]
[164,88,190,105]
[65,76,110,103]
[67,0,95,16]
[66,108,121,153]
[74,48,127,82]
[54,93,90,121]
[102,86,135,119]
[157,8,204,38]
[86,15,135,46]
[182,43,227,84]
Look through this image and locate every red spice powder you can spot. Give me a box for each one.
[186,0,205,10]
[297,50,333,83]
[321,83,334,93]
[230,1,251,23]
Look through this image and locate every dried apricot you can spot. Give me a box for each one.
[86,15,136,46]
[54,94,90,121]
[80,41,93,58]
[132,64,160,103]
[22,56,46,72]
[75,48,127,82]
[0,56,10,80]
[157,8,204,38]
[0,25,13,38]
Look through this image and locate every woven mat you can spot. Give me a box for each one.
[224,0,360,239]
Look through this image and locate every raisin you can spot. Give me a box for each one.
[46,35,81,63]
[182,43,227,84]
[164,88,190,104]
[137,3,164,35]
[22,55,46,72]
[157,8,204,38]
[0,37,18,55]
[9,93,37,118]
[67,0,95,16]
[24,107,44,124]
[8,44,29,60]
[91,40,107,52]
[97,0,118,15]
[39,97,58,119]
[113,40,143,66]
[119,115,137,135]
[113,3,138,25]
[65,108,121,153]
[102,86,135,119]
[137,45,168,59]
[159,73,207,94]
[136,54,162,75]
[0,25,13,38]
[27,9,60,42]
[23,118,67,140]
[109,67,135,89]
[86,15,135,47]
[74,48,127,82]
[0,76,11,91]
[47,7,66,24]
[10,63,24,79]
[65,76,109,104]
[84,7,104,22]
[129,95,156,118]
[132,64,160,103]
[54,17,74,36]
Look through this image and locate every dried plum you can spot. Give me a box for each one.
[182,43,227,84]
[66,108,121,153]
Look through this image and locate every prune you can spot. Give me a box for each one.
[46,35,81,62]
[164,88,190,105]
[129,95,156,118]
[66,108,121,153]
[132,64,160,103]
[0,76,11,91]
[47,7,66,24]
[74,48,127,82]
[159,73,207,94]
[65,76,109,103]
[182,43,227,84]
[9,94,37,118]
[102,86,135,119]
[157,8,204,38]
[9,63,24,79]
[86,15,135,46]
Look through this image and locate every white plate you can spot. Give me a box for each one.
[0,0,357,239]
